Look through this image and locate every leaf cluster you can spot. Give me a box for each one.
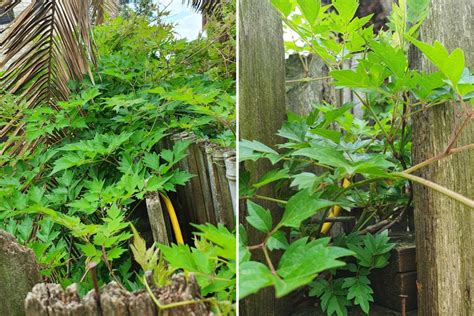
[0,10,236,301]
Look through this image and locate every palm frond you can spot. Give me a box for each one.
[185,0,221,15]
[92,0,119,24]
[0,0,20,18]
[0,0,97,109]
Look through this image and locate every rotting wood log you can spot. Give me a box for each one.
[175,132,214,225]
[25,274,211,316]
[0,230,41,316]
[205,143,235,229]
[206,143,223,223]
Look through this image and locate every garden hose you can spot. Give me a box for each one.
[321,178,352,234]
[159,192,185,245]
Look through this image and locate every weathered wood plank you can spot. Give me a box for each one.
[25,274,210,316]
[212,147,235,229]
[371,271,417,312]
[0,230,41,316]
[411,0,473,314]
[239,0,289,314]
[145,192,170,245]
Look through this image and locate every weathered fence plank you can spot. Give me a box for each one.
[145,192,171,245]
[0,230,41,316]
[25,274,210,316]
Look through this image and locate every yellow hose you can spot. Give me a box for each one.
[321,178,351,234]
[159,192,184,245]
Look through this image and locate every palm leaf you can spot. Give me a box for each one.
[0,0,96,109]
[185,0,221,15]
[0,0,21,12]
[0,0,97,155]
[91,0,119,24]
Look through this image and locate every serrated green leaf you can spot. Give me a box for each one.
[343,276,373,314]
[293,146,352,172]
[193,223,236,261]
[271,0,294,17]
[240,140,281,164]
[277,237,353,280]
[107,247,126,260]
[239,261,274,299]
[370,40,408,78]
[50,153,89,175]
[297,0,320,26]
[273,274,316,297]
[310,128,343,143]
[253,168,290,189]
[407,36,465,90]
[280,190,337,228]
[332,0,358,23]
[246,200,273,233]
[77,243,101,260]
[267,231,289,251]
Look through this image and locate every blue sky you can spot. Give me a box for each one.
[157,1,202,40]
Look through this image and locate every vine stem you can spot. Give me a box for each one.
[285,76,332,84]
[393,172,474,208]
[282,156,334,170]
[254,194,288,205]
[354,91,398,155]
[143,276,217,311]
[404,144,474,174]
[262,245,278,276]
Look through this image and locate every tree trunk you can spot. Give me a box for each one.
[411,0,473,315]
[239,0,289,314]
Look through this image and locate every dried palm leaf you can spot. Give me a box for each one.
[92,0,119,24]
[0,0,97,155]
[0,0,97,108]
[185,0,221,15]
[0,0,21,11]
[0,0,20,20]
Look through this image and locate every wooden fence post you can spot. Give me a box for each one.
[411,0,473,314]
[239,0,289,314]
[0,230,41,316]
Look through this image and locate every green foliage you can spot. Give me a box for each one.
[309,232,395,315]
[0,5,235,307]
[240,0,473,313]
[240,197,355,299]
[159,224,236,313]
[130,224,171,287]
[130,223,236,314]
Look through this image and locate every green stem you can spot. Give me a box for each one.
[282,156,334,170]
[404,144,474,174]
[262,245,278,276]
[393,172,474,208]
[356,92,397,155]
[143,276,217,310]
[285,76,332,84]
[254,194,288,205]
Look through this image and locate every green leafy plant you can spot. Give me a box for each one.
[309,232,395,315]
[131,223,236,315]
[0,3,235,305]
[240,0,473,314]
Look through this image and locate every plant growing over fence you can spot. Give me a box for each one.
[0,5,236,312]
[131,223,236,314]
[240,0,473,315]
